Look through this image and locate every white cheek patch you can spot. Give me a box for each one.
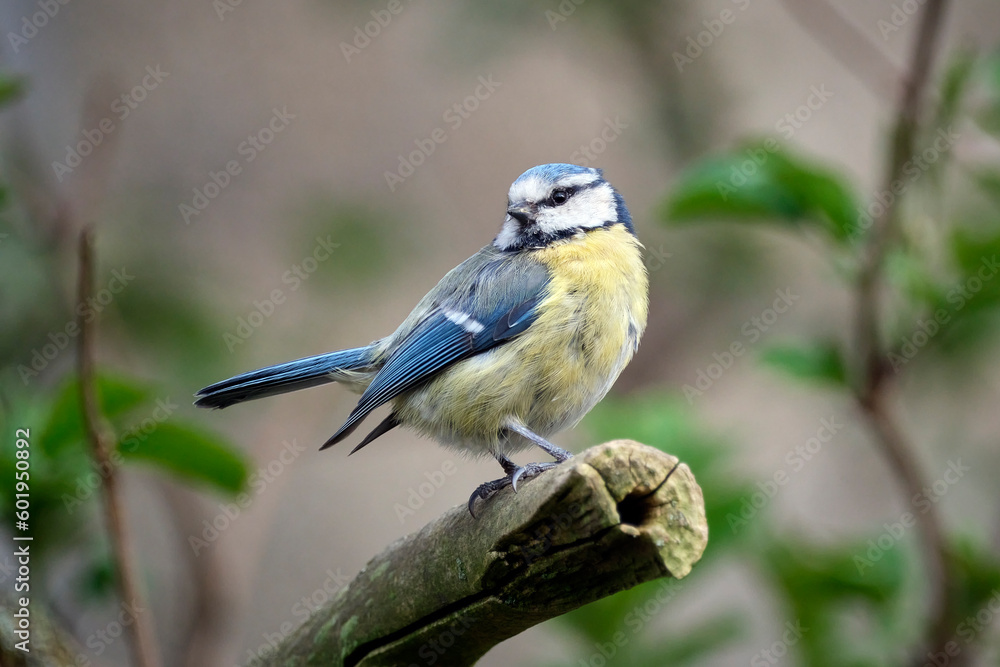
[536,184,616,235]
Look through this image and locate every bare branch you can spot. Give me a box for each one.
[849,0,957,661]
[76,228,162,667]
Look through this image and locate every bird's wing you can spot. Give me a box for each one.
[322,252,549,448]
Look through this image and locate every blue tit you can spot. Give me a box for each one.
[196,163,648,515]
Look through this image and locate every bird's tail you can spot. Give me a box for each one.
[194,346,373,409]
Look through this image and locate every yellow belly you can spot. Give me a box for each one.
[395,224,648,455]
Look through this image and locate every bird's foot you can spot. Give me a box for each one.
[467,460,563,518]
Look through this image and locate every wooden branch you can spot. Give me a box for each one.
[76,228,162,667]
[254,440,707,667]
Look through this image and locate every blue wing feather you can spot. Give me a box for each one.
[358,316,473,410]
[322,253,549,448]
[195,347,372,409]
[493,294,543,341]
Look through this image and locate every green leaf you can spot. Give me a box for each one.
[950,536,1000,622]
[35,372,247,495]
[662,141,860,242]
[759,342,848,386]
[975,51,1000,137]
[970,168,1000,208]
[933,50,976,140]
[885,247,942,306]
[39,374,152,456]
[636,613,744,667]
[79,554,116,602]
[0,73,25,106]
[945,229,1000,319]
[558,587,742,666]
[887,229,1000,362]
[119,422,248,495]
[761,536,916,667]
[559,579,676,645]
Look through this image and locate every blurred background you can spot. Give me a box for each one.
[2,0,1000,665]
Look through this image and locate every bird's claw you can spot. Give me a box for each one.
[467,479,508,519]
[467,460,563,518]
[511,466,528,492]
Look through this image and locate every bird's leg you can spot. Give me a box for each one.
[466,423,574,518]
[504,420,573,462]
[495,452,520,476]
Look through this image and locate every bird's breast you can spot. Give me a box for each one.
[532,222,648,375]
[395,223,648,452]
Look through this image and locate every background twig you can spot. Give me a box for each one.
[851,0,955,661]
[778,0,904,97]
[76,227,162,667]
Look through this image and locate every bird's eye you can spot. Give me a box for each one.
[551,189,570,206]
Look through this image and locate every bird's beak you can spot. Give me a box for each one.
[506,203,533,225]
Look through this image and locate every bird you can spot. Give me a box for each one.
[195,163,649,516]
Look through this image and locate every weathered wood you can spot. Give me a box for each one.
[256,439,708,667]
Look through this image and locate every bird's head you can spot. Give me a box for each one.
[493,163,633,251]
